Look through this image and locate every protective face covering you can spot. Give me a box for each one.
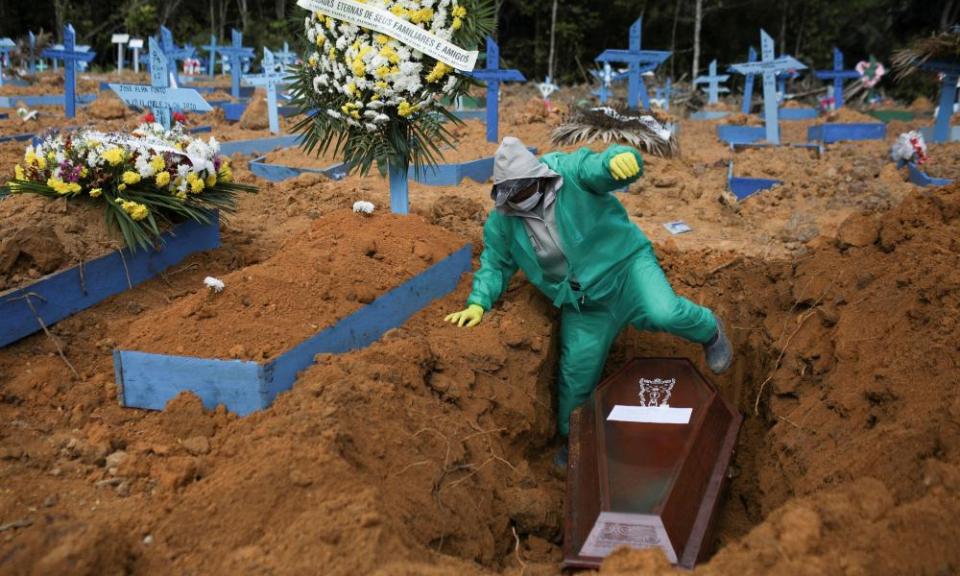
[509,189,543,212]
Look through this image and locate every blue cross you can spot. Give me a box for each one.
[28,32,36,75]
[110,37,213,130]
[41,25,96,119]
[0,39,14,88]
[218,29,255,100]
[276,42,297,67]
[595,18,671,110]
[694,59,730,105]
[202,35,219,77]
[591,63,651,104]
[468,36,525,143]
[158,26,195,82]
[921,60,960,143]
[729,29,806,145]
[733,46,758,114]
[815,48,859,109]
[243,48,287,135]
[654,78,672,110]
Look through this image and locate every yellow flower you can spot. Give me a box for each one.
[175,190,188,201]
[452,6,467,18]
[453,17,463,30]
[352,58,367,77]
[122,171,141,185]
[375,65,391,78]
[219,165,233,183]
[410,7,434,23]
[14,165,24,180]
[426,61,452,83]
[119,199,149,221]
[315,36,325,50]
[326,18,336,30]
[187,173,205,194]
[389,5,406,17]
[155,171,171,187]
[206,173,217,188]
[374,34,390,45]
[397,101,420,118]
[379,46,400,64]
[103,148,125,166]
[150,155,165,172]
[46,177,81,196]
[118,183,127,192]
[24,150,37,164]
[89,188,102,198]
[345,82,358,96]
[375,80,389,91]
[80,167,88,178]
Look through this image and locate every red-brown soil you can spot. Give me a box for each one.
[1,72,958,576]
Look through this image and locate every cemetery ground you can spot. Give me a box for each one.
[1,76,960,575]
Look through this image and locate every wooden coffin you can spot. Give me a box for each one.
[563,358,742,569]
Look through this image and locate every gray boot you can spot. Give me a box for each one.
[703,317,733,374]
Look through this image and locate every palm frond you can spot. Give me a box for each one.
[552,105,681,158]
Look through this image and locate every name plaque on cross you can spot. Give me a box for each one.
[564,358,741,570]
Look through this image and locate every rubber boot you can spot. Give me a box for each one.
[703,317,733,374]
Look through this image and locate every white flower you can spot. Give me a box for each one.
[204,276,226,293]
[135,155,156,178]
[353,200,375,214]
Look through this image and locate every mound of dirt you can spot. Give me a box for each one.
[923,142,960,180]
[87,92,129,120]
[0,194,122,293]
[121,210,466,360]
[908,96,934,112]
[822,107,879,124]
[238,89,269,131]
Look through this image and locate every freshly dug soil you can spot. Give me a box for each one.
[822,107,881,124]
[0,194,122,293]
[121,210,465,361]
[238,89,269,131]
[922,142,960,180]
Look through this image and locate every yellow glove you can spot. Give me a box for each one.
[609,152,641,180]
[444,304,485,328]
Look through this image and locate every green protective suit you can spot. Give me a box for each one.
[468,142,719,436]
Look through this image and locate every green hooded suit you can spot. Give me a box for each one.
[468,139,718,436]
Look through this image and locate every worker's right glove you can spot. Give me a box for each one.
[444,304,485,328]
[609,151,641,180]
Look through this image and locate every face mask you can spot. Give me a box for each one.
[509,191,543,212]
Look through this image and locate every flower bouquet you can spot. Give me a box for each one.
[1,123,257,252]
[290,0,495,176]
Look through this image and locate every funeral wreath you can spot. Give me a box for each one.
[1,122,257,252]
[291,0,495,175]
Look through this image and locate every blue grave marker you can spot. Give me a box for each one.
[694,59,730,105]
[129,38,144,73]
[202,35,219,76]
[219,29,255,100]
[276,42,297,67]
[243,48,286,134]
[729,30,806,145]
[815,48,860,109]
[28,32,36,75]
[36,58,48,73]
[776,69,799,101]
[734,46,758,114]
[595,17,671,110]
[921,60,960,143]
[469,36,525,143]
[0,39,14,87]
[110,37,213,130]
[41,25,96,119]
[157,26,195,83]
[112,33,130,72]
[593,63,616,103]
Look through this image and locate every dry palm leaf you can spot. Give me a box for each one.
[892,26,960,81]
[551,105,680,158]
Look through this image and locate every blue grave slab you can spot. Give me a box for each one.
[778,107,819,121]
[0,216,220,349]
[726,160,781,201]
[906,162,953,187]
[595,18,671,110]
[0,94,97,108]
[717,125,765,145]
[690,111,730,121]
[248,155,348,182]
[807,123,886,143]
[115,244,473,415]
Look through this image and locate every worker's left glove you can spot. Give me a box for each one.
[609,152,641,180]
